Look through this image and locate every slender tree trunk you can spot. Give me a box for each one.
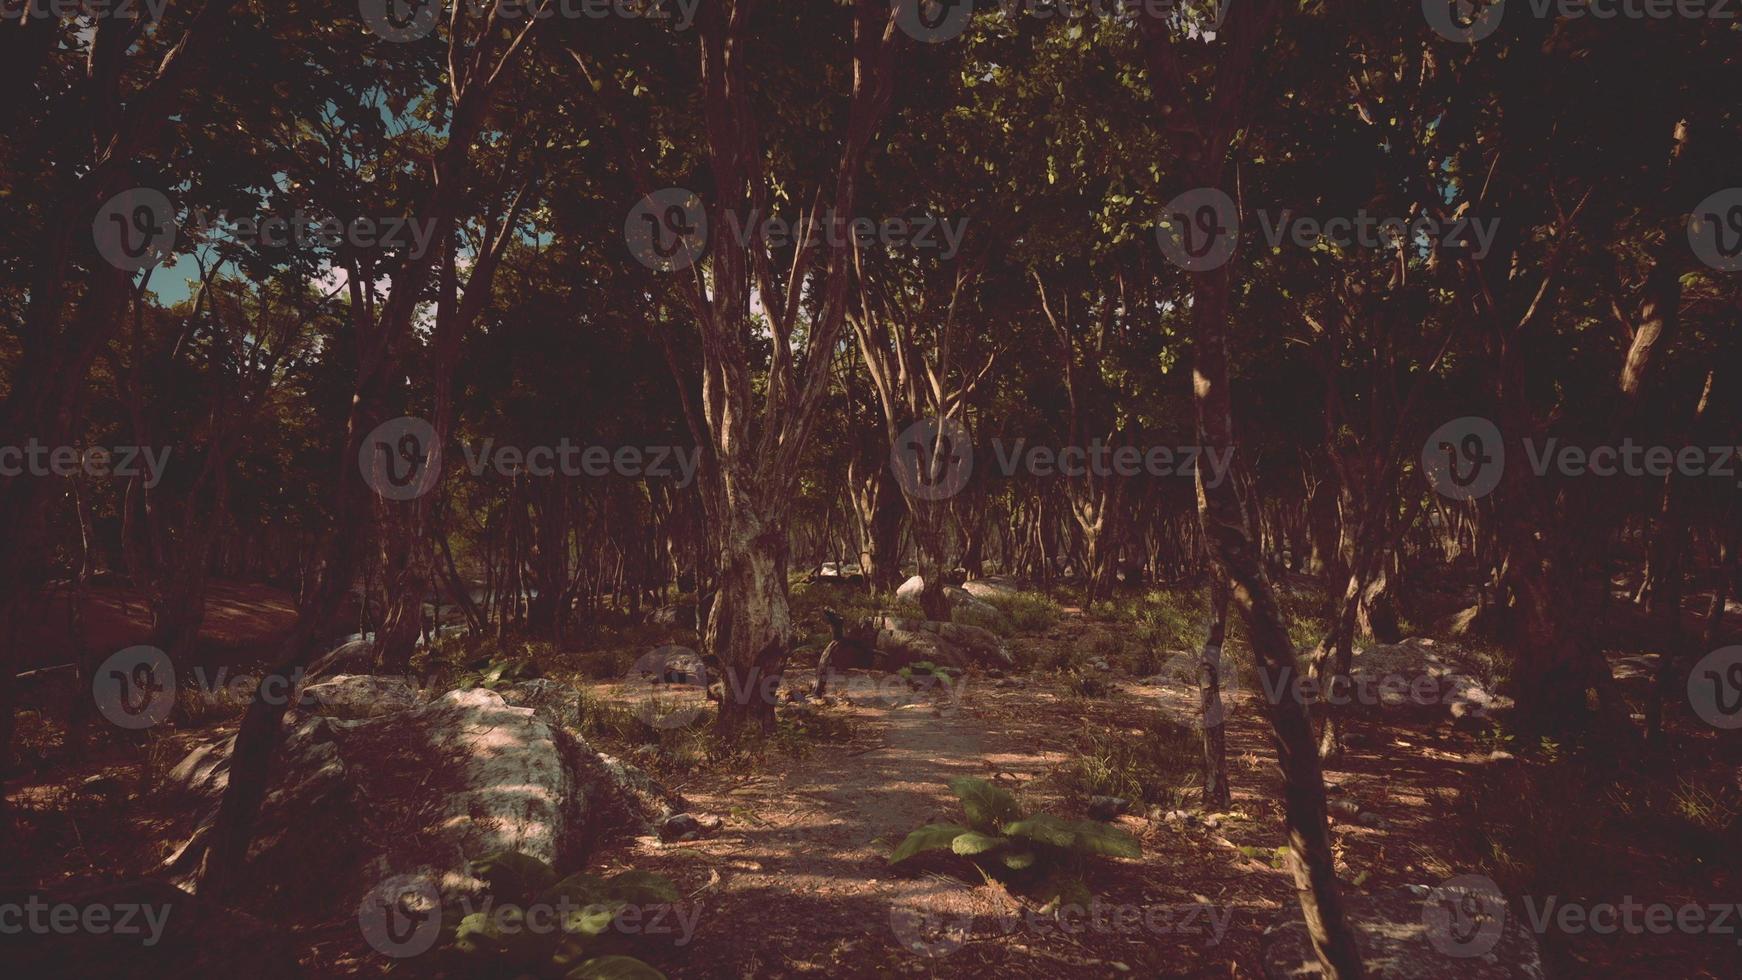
[1198,575,1233,811]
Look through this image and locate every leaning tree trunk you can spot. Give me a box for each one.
[1189,261,1364,979]
[1141,0,1362,970]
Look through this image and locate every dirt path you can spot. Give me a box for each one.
[619,679,1107,977]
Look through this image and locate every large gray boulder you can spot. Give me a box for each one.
[961,576,1025,600]
[162,677,678,919]
[873,614,1012,669]
[1349,637,1509,724]
[895,576,1011,630]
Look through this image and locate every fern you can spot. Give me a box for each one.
[889,779,1141,906]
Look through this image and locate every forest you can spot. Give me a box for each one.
[2,1,1740,977]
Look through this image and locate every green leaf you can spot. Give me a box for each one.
[1003,813,1076,848]
[950,831,1008,856]
[453,911,505,957]
[565,955,667,979]
[889,823,970,863]
[471,850,558,904]
[949,778,1022,833]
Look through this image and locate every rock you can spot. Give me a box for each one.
[499,678,585,731]
[659,813,702,841]
[1349,638,1511,724]
[896,574,926,600]
[162,681,676,920]
[1485,750,1517,764]
[1091,658,1112,672]
[497,680,688,832]
[1357,812,1389,829]
[896,576,1013,630]
[875,614,1011,667]
[295,674,426,720]
[1327,798,1362,819]
[1163,809,1197,828]
[1088,796,1129,821]
[1261,886,1543,978]
[658,811,723,842]
[961,576,1024,600]
[304,636,377,680]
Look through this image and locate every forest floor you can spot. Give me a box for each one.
[6,580,1742,978]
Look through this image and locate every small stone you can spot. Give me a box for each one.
[1088,796,1129,821]
[659,812,702,842]
[1357,811,1388,829]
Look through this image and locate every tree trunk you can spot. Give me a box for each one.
[707,514,790,736]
